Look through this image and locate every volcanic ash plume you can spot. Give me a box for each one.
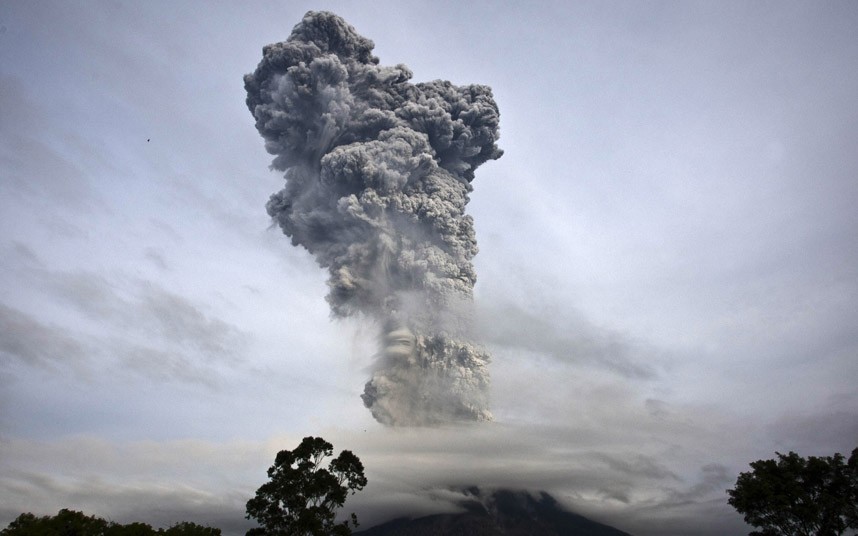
[245,11,502,425]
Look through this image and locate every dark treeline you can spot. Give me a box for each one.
[1,509,220,536]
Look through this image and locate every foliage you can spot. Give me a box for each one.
[0,510,221,536]
[160,523,221,536]
[245,436,367,536]
[727,447,858,536]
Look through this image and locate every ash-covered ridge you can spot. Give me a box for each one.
[245,11,502,425]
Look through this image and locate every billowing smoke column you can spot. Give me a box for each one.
[245,11,502,426]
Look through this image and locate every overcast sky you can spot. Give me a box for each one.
[1,2,857,535]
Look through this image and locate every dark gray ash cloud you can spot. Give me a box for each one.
[244,11,502,425]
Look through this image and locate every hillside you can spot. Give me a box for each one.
[356,489,632,536]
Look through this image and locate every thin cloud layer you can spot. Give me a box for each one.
[1,255,248,388]
[0,305,90,370]
[476,300,659,379]
[0,414,751,536]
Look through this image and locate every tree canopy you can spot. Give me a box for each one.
[245,436,367,536]
[727,447,858,536]
[0,509,221,536]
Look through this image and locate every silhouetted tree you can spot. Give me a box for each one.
[1,510,220,536]
[245,436,367,536]
[161,523,221,536]
[727,447,858,536]
[1,509,110,536]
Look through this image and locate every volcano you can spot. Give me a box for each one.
[356,489,632,536]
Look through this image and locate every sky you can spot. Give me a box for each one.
[1,1,857,535]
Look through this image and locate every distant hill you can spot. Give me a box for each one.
[355,488,632,536]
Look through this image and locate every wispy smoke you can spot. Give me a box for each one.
[244,11,502,425]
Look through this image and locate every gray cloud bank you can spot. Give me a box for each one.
[0,417,749,536]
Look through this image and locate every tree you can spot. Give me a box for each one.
[161,523,221,536]
[1,510,221,536]
[245,436,367,536]
[727,447,858,536]
[1,509,110,536]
